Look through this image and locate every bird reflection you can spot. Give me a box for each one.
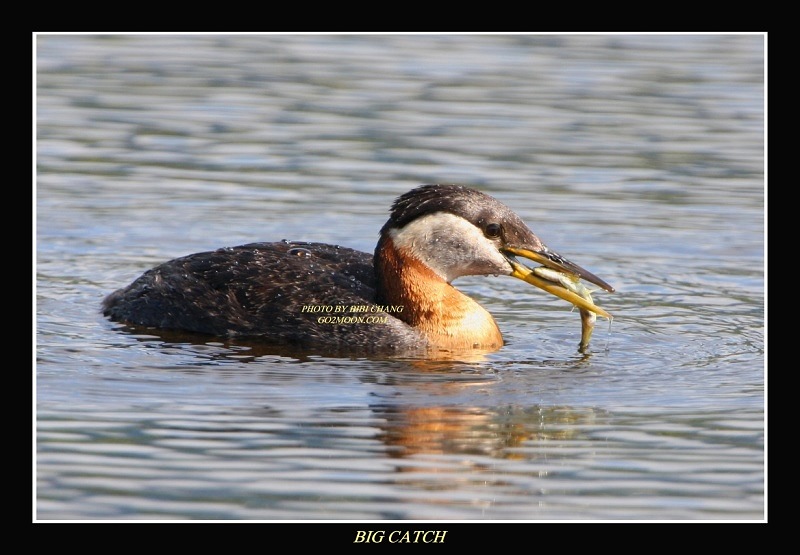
[109,328,601,465]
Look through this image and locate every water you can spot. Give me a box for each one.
[35,34,765,521]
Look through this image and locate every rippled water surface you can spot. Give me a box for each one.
[35,34,765,521]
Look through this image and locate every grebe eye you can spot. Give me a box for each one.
[484,223,502,238]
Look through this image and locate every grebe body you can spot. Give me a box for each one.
[103,185,613,354]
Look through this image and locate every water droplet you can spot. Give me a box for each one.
[287,247,313,257]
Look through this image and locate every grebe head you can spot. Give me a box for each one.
[378,184,613,314]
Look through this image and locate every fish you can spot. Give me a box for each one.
[528,266,612,351]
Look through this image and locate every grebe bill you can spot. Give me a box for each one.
[103,184,613,354]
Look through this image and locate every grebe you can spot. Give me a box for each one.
[103,184,614,355]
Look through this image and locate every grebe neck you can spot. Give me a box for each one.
[374,236,503,350]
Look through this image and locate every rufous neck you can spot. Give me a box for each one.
[374,235,503,350]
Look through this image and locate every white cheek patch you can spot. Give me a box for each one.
[389,213,510,282]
